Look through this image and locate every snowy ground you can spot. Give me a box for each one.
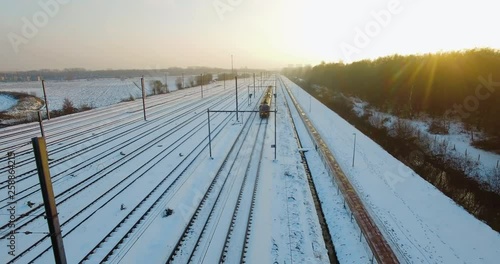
[3,74,498,264]
[284,76,500,264]
[352,99,500,188]
[0,76,186,111]
[0,76,330,263]
[0,94,17,112]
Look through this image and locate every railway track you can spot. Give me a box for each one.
[0,86,241,204]
[0,78,251,202]
[166,106,267,263]
[278,78,338,264]
[0,79,241,172]
[2,80,256,262]
[279,76,399,264]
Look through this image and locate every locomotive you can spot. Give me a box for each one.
[259,86,273,118]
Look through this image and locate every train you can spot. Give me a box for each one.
[259,86,273,118]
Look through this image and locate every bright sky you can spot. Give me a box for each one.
[1,0,498,71]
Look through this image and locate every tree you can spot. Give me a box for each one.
[175,77,183,89]
[62,98,76,114]
[150,80,168,94]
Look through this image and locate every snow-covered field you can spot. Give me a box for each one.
[284,76,500,263]
[0,94,17,112]
[0,76,331,263]
[352,99,500,188]
[0,76,186,111]
[2,74,498,264]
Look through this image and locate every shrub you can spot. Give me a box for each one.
[62,98,76,114]
[79,103,94,111]
[428,119,449,135]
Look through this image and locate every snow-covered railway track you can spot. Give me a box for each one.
[279,77,399,264]
[80,110,237,263]
[0,81,209,141]
[4,96,246,261]
[0,81,235,173]
[1,79,256,263]
[218,119,268,264]
[0,89,236,206]
[0,79,251,195]
[278,77,338,263]
[166,111,264,263]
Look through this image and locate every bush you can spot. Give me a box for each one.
[79,103,94,111]
[62,98,76,114]
[490,167,500,193]
[390,118,416,139]
[428,119,449,135]
[150,80,168,95]
[176,77,183,89]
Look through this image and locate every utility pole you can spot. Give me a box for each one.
[37,111,45,138]
[261,72,263,91]
[253,73,256,96]
[201,74,204,98]
[231,55,234,74]
[235,76,239,122]
[352,133,357,167]
[41,80,50,120]
[32,137,67,264]
[207,109,212,158]
[141,76,147,121]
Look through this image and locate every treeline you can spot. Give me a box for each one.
[0,67,267,82]
[283,49,500,139]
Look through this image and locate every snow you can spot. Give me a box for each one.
[2,74,498,264]
[284,76,500,264]
[352,98,500,189]
[0,94,17,112]
[0,76,185,111]
[0,77,330,263]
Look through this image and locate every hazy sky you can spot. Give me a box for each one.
[1,0,499,71]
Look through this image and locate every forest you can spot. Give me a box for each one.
[283,49,500,149]
[283,49,500,230]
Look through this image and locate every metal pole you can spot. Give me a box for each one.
[208,109,212,158]
[309,95,312,113]
[235,76,239,122]
[352,133,356,167]
[38,111,45,138]
[261,72,263,91]
[274,110,277,160]
[41,80,50,120]
[141,77,147,121]
[32,137,67,264]
[253,73,256,96]
[201,74,204,98]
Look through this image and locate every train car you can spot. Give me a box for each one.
[259,86,273,118]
